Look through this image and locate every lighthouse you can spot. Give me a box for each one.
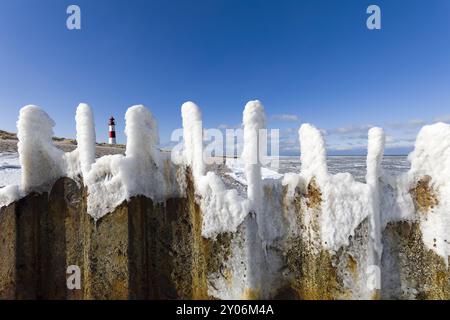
[108,116,116,145]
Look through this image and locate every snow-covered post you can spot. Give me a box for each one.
[409,122,450,185]
[17,105,64,193]
[366,127,385,291]
[299,123,328,183]
[366,127,385,187]
[381,123,450,299]
[181,101,204,179]
[125,105,159,162]
[240,100,267,299]
[242,100,266,214]
[75,103,96,177]
[409,122,450,260]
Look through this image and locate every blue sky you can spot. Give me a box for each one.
[0,0,449,155]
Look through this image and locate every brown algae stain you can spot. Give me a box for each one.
[410,176,439,213]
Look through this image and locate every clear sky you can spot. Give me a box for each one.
[1,0,449,155]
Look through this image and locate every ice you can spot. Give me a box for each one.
[277,155,409,182]
[63,103,97,181]
[0,153,21,188]
[225,157,283,185]
[0,184,21,208]
[366,127,385,186]
[181,101,204,179]
[299,123,328,183]
[242,100,266,214]
[198,172,250,238]
[2,101,449,300]
[17,105,66,193]
[125,105,159,161]
[366,127,385,265]
[409,122,450,186]
[298,123,372,251]
[85,104,170,220]
[75,103,96,177]
[0,153,22,207]
[181,102,250,239]
[1,105,66,207]
[2,102,447,268]
[408,122,450,260]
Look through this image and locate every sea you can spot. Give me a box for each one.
[0,153,410,188]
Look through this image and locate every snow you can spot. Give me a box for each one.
[2,101,448,273]
[319,173,373,251]
[7,103,96,204]
[380,173,415,227]
[206,101,287,299]
[408,122,450,260]
[366,127,385,264]
[281,172,302,202]
[17,105,65,193]
[180,102,250,239]
[277,123,378,298]
[0,153,21,188]
[379,122,450,262]
[0,184,22,208]
[366,127,385,187]
[242,100,266,213]
[181,101,204,179]
[197,172,250,238]
[2,100,450,300]
[299,123,328,183]
[125,105,159,161]
[1,105,68,207]
[85,105,175,220]
[64,103,97,181]
[0,152,22,209]
[225,157,283,185]
[75,103,96,178]
[298,123,372,251]
[409,122,450,186]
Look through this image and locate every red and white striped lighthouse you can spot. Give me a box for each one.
[108,116,116,145]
